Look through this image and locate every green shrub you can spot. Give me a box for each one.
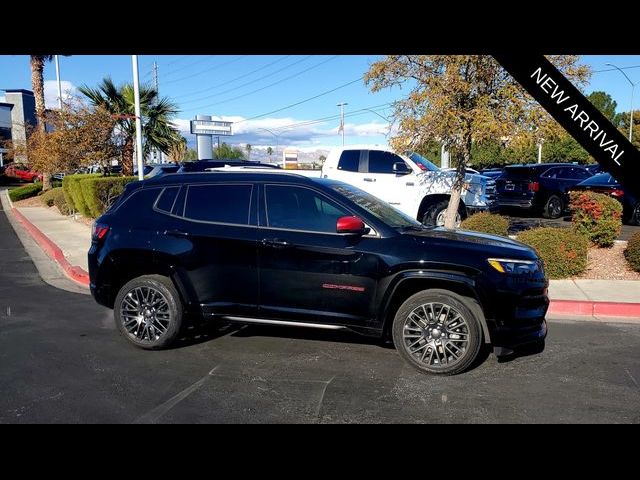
[54,192,71,215]
[40,187,63,207]
[39,187,70,215]
[79,176,138,218]
[624,232,640,273]
[517,227,589,279]
[570,191,622,248]
[9,183,43,202]
[460,212,510,237]
[62,174,100,216]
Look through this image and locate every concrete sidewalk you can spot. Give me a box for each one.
[15,206,91,271]
[5,198,640,317]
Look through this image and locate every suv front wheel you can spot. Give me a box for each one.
[392,289,482,375]
[422,199,465,227]
[114,275,183,350]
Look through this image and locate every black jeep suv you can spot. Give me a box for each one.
[89,171,548,375]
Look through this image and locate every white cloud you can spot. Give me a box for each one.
[173,115,390,151]
[44,80,78,109]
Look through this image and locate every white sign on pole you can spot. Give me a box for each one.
[190,119,233,136]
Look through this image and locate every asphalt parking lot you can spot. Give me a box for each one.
[1,205,640,423]
[503,209,640,241]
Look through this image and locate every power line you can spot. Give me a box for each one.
[234,76,364,124]
[593,64,640,73]
[179,55,313,105]
[167,55,200,66]
[162,55,248,85]
[163,55,223,78]
[192,56,342,110]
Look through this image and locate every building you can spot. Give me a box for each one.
[282,149,299,170]
[0,89,37,164]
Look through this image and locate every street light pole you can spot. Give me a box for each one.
[131,55,145,181]
[605,63,637,142]
[337,102,348,146]
[257,127,280,164]
[54,55,62,110]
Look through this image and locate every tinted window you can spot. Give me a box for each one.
[571,168,591,180]
[543,168,561,179]
[368,150,405,174]
[115,188,162,218]
[184,184,252,224]
[265,185,348,233]
[337,150,360,172]
[155,186,180,213]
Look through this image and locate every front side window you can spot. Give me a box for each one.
[184,184,252,225]
[368,150,405,174]
[265,185,349,233]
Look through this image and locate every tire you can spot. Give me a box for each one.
[542,194,563,219]
[630,203,640,226]
[421,199,465,227]
[114,274,183,350]
[392,289,483,375]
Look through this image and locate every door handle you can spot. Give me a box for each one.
[165,229,190,237]
[262,238,292,249]
[363,178,376,182]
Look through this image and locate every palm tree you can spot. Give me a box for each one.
[29,55,54,189]
[167,137,187,163]
[267,146,273,161]
[245,143,252,160]
[29,55,54,132]
[79,78,179,175]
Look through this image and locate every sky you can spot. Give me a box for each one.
[1,54,639,154]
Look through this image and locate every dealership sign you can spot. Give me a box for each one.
[495,55,640,198]
[190,119,233,136]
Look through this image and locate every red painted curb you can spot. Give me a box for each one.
[12,207,90,287]
[548,299,640,318]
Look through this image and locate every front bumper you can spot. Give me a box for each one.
[467,202,500,214]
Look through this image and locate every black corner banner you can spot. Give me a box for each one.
[494,54,640,198]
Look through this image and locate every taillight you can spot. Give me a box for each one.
[528,181,540,192]
[610,189,624,198]
[92,222,109,241]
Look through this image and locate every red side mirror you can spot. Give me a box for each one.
[336,216,367,235]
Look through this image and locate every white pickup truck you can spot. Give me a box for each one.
[321,145,497,226]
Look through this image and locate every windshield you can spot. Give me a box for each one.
[331,183,423,229]
[408,152,440,172]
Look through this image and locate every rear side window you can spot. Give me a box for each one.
[184,184,252,225]
[337,150,360,172]
[155,186,180,213]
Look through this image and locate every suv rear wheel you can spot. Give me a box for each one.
[114,275,183,350]
[542,194,563,219]
[392,289,482,375]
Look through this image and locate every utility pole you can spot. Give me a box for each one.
[152,61,162,163]
[55,55,62,109]
[537,140,543,164]
[337,102,347,146]
[132,55,145,181]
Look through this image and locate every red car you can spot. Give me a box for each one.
[4,163,43,183]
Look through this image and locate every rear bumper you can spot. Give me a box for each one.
[497,197,534,209]
[466,202,500,214]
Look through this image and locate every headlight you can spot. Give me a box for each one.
[487,258,539,274]
[463,182,483,195]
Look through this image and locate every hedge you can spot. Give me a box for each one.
[624,232,640,273]
[570,191,622,248]
[40,187,71,215]
[460,212,510,237]
[9,183,42,202]
[62,174,100,216]
[517,227,589,279]
[79,176,138,218]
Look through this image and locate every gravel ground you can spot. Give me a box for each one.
[579,242,640,281]
[13,196,46,208]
